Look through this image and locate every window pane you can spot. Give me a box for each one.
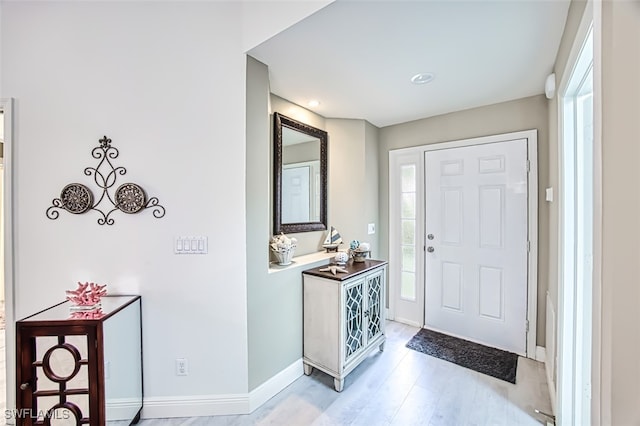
[402,246,415,272]
[401,272,416,300]
[401,220,415,245]
[401,193,416,219]
[401,165,416,192]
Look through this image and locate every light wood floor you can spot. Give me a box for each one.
[137,321,552,426]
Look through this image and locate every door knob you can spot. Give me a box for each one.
[20,382,30,391]
[427,246,435,253]
[427,234,434,240]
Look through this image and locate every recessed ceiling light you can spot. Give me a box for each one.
[411,73,435,85]
[308,100,320,108]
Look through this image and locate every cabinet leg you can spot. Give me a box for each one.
[303,363,313,376]
[379,341,385,352]
[334,377,344,392]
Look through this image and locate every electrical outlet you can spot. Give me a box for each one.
[176,358,188,376]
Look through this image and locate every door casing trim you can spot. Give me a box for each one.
[1,98,16,419]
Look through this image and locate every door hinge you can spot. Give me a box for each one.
[527,240,531,252]
[526,320,530,333]
[526,160,531,173]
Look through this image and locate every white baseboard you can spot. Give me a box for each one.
[393,317,422,328]
[535,345,546,362]
[142,393,249,419]
[545,291,557,415]
[107,398,144,421]
[248,358,303,412]
[546,366,557,415]
[141,359,303,419]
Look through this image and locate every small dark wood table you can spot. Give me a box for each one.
[16,295,142,425]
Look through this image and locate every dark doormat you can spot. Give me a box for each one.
[406,328,518,384]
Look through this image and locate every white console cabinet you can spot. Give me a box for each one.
[302,259,387,391]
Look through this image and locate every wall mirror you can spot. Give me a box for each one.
[274,112,328,234]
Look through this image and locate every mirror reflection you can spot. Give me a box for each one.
[274,112,327,234]
[281,126,321,223]
[103,298,142,423]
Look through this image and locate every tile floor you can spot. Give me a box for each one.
[1,320,552,425]
[132,321,552,425]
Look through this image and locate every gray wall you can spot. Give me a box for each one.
[246,57,380,391]
[600,1,640,423]
[378,94,549,346]
[247,56,282,392]
[552,1,640,422]
[365,121,380,256]
[547,0,587,315]
[326,119,380,257]
[247,59,322,391]
[546,0,588,395]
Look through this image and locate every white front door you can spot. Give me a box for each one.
[424,139,528,355]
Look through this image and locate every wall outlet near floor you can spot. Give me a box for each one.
[176,358,188,376]
[367,223,376,234]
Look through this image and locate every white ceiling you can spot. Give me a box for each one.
[248,0,570,128]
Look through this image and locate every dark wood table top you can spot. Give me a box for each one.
[302,259,387,282]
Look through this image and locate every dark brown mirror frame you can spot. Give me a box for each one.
[273,112,328,234]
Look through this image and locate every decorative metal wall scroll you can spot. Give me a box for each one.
[47,136,166,225]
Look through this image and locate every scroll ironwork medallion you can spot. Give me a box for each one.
[115,183,146,214]
[60,183,93,214]
[47,136,166,225]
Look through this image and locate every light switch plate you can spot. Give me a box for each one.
[368,223,376,235]
[175,236,208,254]
[545,187,554,202]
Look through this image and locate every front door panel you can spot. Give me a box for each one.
[424,139,528,355]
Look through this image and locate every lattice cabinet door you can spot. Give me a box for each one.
[365,270,384,346]
[343,278,365,364]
